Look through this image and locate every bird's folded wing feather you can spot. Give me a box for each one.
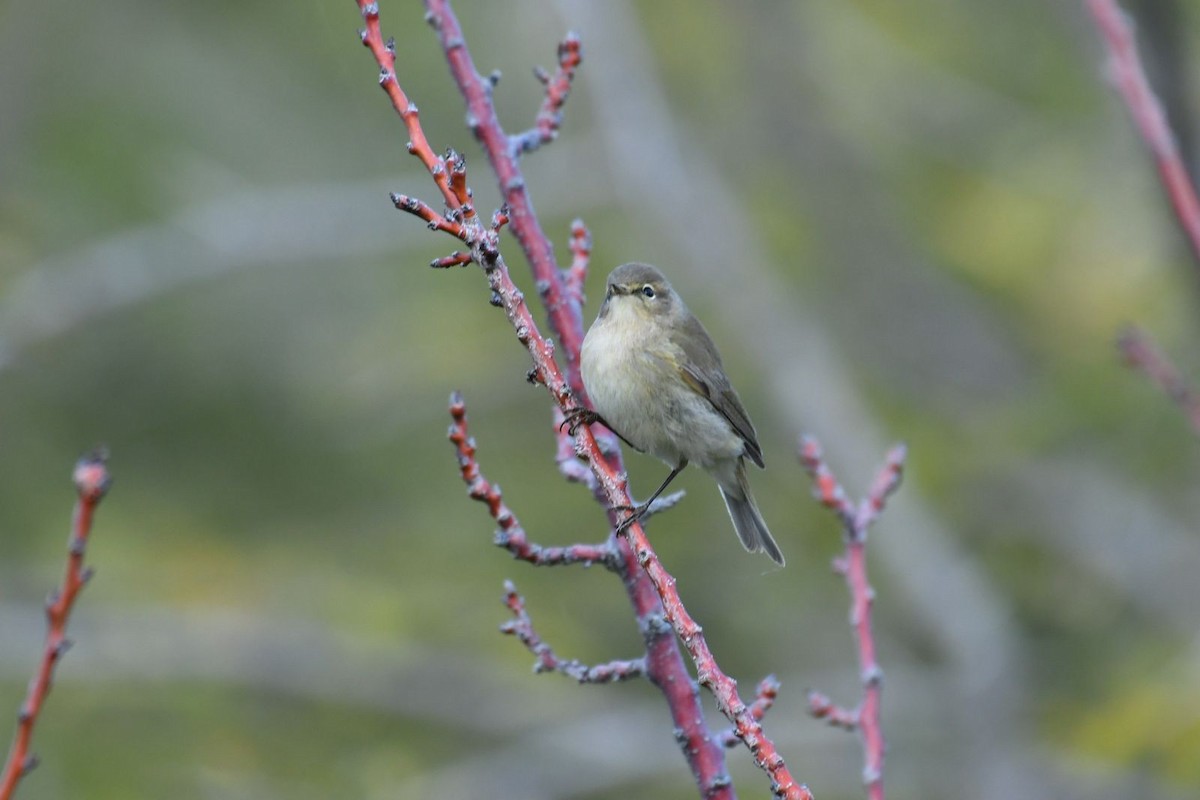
[673,316,765,468]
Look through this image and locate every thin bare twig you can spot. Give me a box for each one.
[800,436,905,800]
[806,691,860,732]
[0,451,112,800]
[510,33,583,157]
[549,219,596,489]
[1086,0,1200,274]
[720,676,780,748]
[501,581,646,682]
[1117,325,1200,435]
[449,393,618,569]
[564,218,591,303]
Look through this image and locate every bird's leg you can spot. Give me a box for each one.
[615,460,688,533]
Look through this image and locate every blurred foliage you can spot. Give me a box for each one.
[2,0,1200,798]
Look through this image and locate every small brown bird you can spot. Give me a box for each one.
[573,263,783,565]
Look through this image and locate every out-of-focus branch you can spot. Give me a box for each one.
[1117,325,1200,435]
[0,452,112,800]
[510,33,583,157]
[806,691,860,732]
[357,3,813,797]
[1087,0,1200,275]
[564,219,591,303]
[800,437,905,800]
[501,581,646,682]
[550,221,596,488]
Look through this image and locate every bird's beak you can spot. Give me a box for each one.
[607,283,627,297]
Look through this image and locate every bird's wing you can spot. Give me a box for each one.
[674,315,765,468]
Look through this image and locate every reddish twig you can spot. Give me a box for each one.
[358,3,812,797]
[720,676,780,747]
[1118,325,1200,435]
[449,393,617,569]
[0,451,112,800]
[358,8,459,213]
[430,250,473,269]
[537,218,591,326]
[620,503,808,799]
[502,581,646,682]
[1087,0,1200,273]
[566,219,591,279]
[390,191,469,239]
[564,218,591,304]
[552,406,600,488]
[423,0,593,397]
[510,33,583,157]
[546,219,608,489]
[807,690,860,732]
[800,437,905,800]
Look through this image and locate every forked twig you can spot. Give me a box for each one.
[800,437,905,800]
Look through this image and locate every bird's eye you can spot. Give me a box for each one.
[641,285,656,298]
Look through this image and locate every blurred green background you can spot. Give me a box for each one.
[2,0,1199,798]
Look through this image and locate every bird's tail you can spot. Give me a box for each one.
[718,460,784,566]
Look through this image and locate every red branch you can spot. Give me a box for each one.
[800,437,905,800]
[552,405,598,488]
[806,691,860,732]
[358,9,459,213]
[1086,0,1200,271]
[565,219,591,302]
[1117,325,1200,435]
[430,250,473,269]
[0,452,111,800]
[358,3,812,797]
[449,393,617,569]
[422,0,592,396]
[549,219,597,486]
[511,33,583,157]
[501,581,646,682]
[390,191,469,239]
[720,676,780,747]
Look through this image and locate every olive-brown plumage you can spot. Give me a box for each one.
[579,263,783,565]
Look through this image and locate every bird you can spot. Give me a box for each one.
[569,262,783,565]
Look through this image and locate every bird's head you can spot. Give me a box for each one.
[599,262,676,321]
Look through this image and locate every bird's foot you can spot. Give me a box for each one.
[613,502,648,534]
[559,406,601,437]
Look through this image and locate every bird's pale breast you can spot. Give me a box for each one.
[581,303,743,470]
